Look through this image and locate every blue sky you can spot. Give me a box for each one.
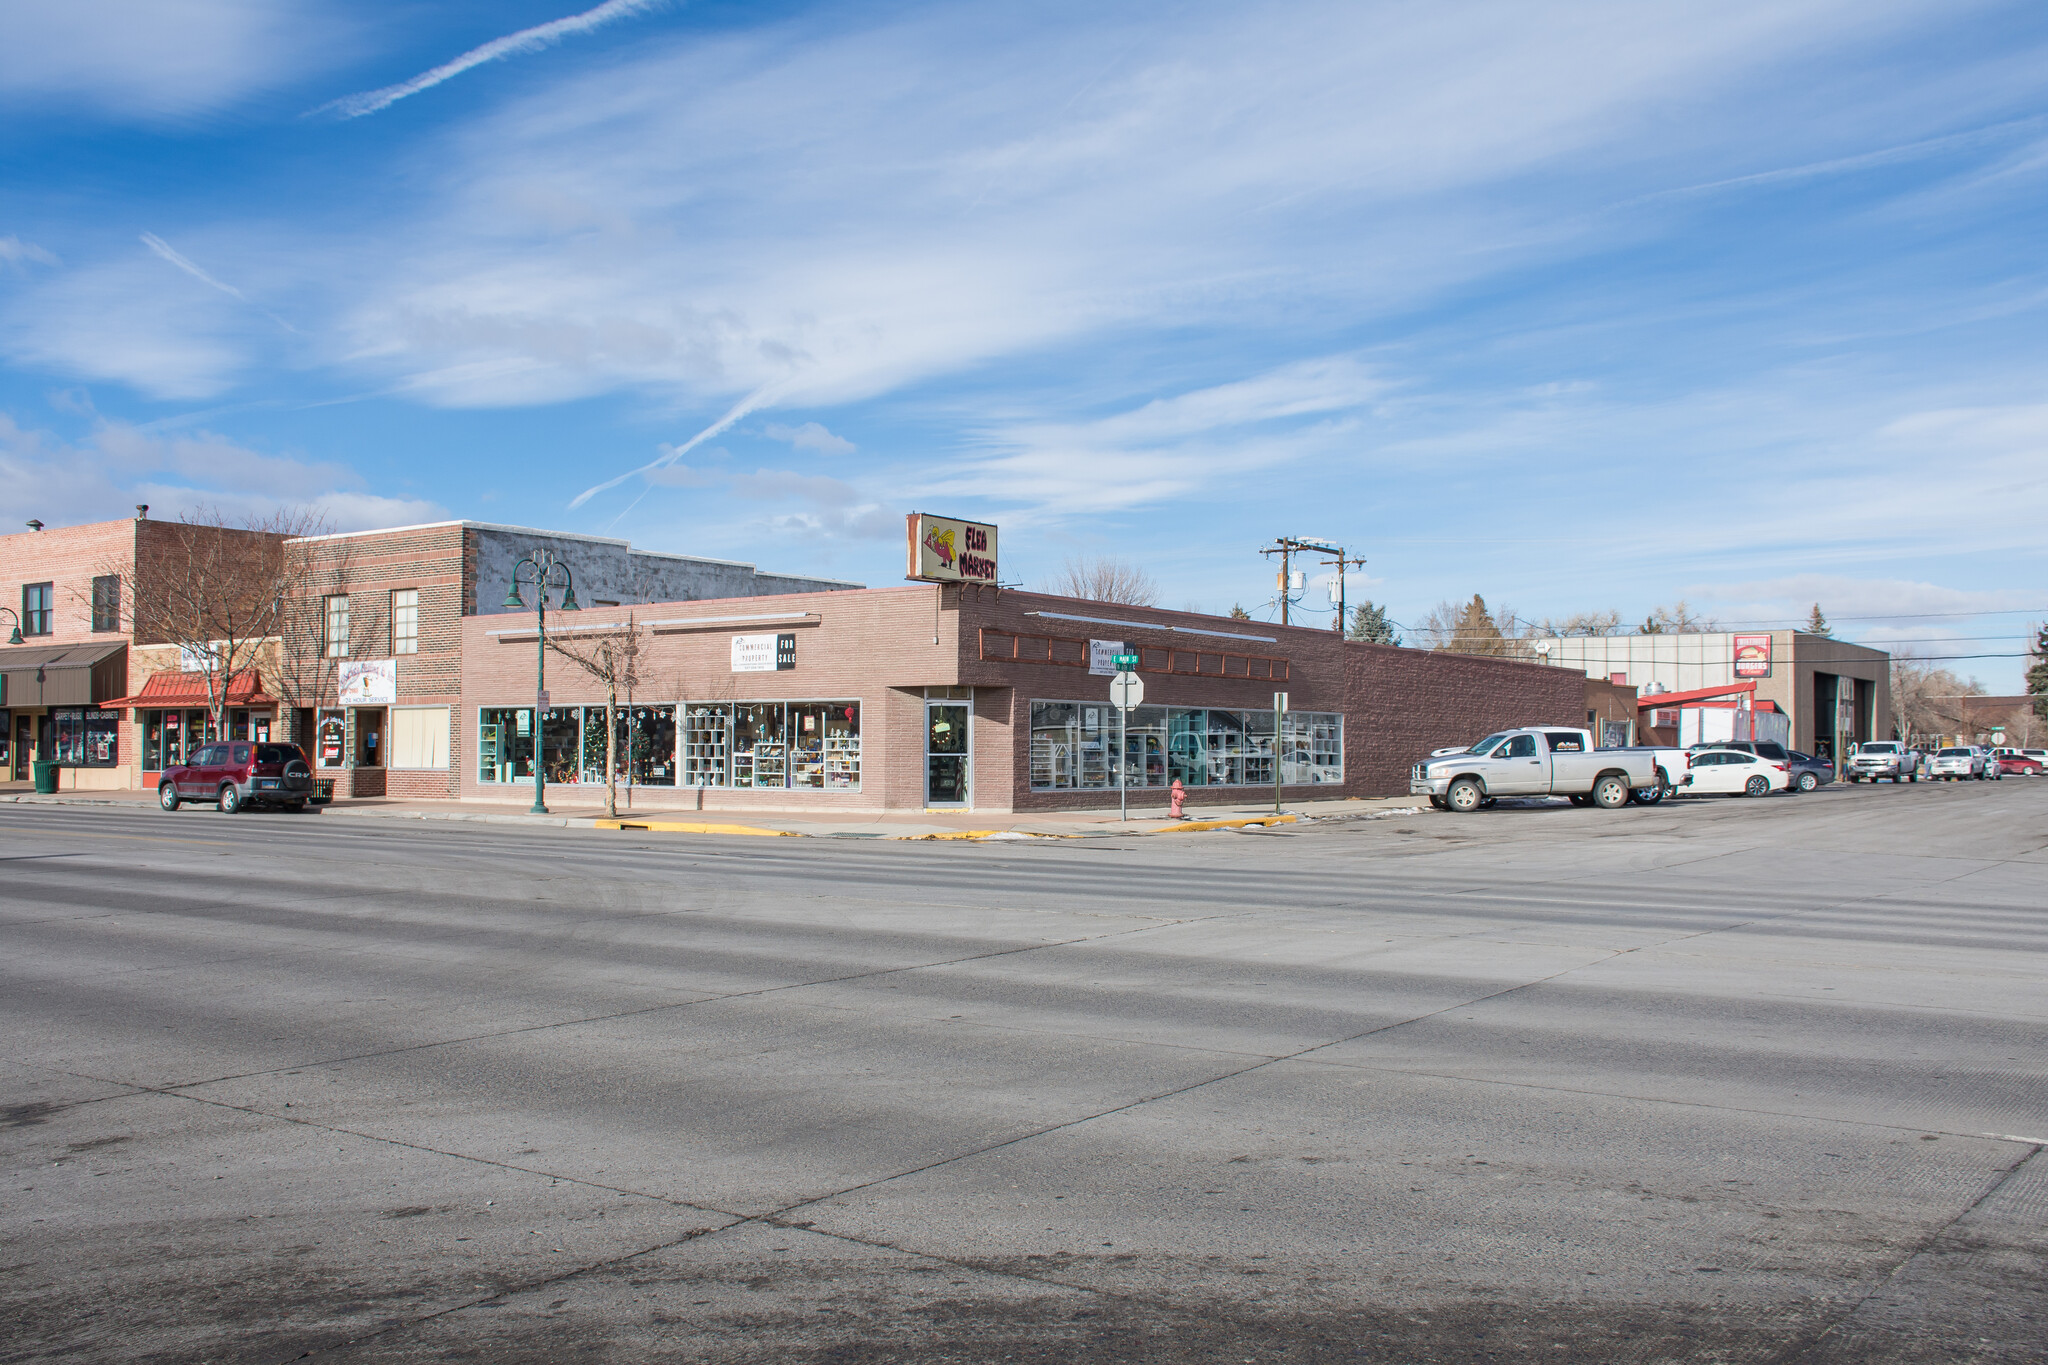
[3,0,2045,687]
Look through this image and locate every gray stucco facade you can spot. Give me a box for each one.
[464,523,860,614]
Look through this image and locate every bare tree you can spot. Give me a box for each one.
[546,614,644,817]
[1890,649,1984,743]
[106,509,316,737]
[264,512,346,746]
[1537,608,1624,637]
[1045,556,1158,606]
[1638,600,1719,634]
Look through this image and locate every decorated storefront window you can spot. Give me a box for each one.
[53,708,120,766]
[1031,701,1341,790]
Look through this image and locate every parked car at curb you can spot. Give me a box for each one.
[1784,750,1834,793]
[160,742,315,813]
[1991,748,2043,775]
[1679,747,1792,798]
[1927,746,1986,781]
[1411,727,1659,813]
[1844,741,1918,784]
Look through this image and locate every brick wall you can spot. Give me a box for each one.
[291,523,470,797]
[0,518,138,646]
[1342,644,1589,796]
[458,584,928,810]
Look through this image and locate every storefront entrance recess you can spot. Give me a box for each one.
[925,702,969,807]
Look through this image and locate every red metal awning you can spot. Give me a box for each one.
[1635,681,1757,711]
[101,669,277,710]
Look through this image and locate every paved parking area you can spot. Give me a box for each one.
[3,779,2044,1363]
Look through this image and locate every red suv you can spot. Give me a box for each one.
[160,742,316,813]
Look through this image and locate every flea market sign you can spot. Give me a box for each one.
[905,512,998,585]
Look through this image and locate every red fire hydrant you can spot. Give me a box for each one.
[1169,777,1186,820]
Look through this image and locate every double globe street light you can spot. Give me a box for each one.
[503,550,578,814]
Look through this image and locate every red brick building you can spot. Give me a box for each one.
[455,583,1587,812]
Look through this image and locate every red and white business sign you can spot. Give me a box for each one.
[1733,634,1772,679]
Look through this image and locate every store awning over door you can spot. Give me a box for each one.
[0,640,127,708]
[101,669,278,711]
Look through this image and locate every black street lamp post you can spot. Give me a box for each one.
[0,607,22,645]
[503,550,579,814]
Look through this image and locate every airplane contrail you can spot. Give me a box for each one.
[312,0,669,120]
[141,234,300,333]
[568,381,787,511]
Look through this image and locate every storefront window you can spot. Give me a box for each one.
[789,701,860,790]
[541,707,580,784]
[575,705,678,786]
[53,708,120,767]
[733,702,787,788]
[683,704,730,786]
[143,709,210,769]
[478,707,534,782]
[623,705,677,786]
[1031,701,1341,790]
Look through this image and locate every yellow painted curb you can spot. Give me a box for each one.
[1150,814,1299,834]
[594,819,801,837]
[895,829,1061,841]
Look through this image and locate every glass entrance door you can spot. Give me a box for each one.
[925,702,970,806]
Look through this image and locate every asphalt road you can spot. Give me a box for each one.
[3,778,2045,1364]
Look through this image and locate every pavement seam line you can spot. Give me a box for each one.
[1765,1141,2043,1365]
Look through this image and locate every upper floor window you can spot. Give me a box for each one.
[325,595,350,658]
[22,582,53,636]
[91,575,121,632]
[391,588,418,655]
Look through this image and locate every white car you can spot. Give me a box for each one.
[1681,747,1791,797]
[1928,746,1985,780]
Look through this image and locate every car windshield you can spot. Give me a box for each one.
[1937,747,1971,757]
[1861,743,1899,753]
[256,745,299,764]
[1467,733,1511,755]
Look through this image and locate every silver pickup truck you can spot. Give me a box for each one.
[1411,727,1661,813]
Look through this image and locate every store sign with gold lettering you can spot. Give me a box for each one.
[905,512,998,584]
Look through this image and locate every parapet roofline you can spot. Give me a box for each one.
[286,519,861,584]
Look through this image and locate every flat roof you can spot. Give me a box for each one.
[287,519,862,586]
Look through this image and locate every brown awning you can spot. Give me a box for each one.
[0,640,127,708]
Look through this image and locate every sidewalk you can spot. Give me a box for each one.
[0,782,1427,838]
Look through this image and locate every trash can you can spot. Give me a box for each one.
[31,760,60,794]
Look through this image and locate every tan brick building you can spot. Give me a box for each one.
[0,511,288,790]
[288,521,861,799]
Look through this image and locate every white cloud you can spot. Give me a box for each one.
[763,421,855,456]
[0,0,344,119]
[0,411,441,532]
[0,236,59,270]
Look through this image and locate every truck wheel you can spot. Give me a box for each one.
[1568,793,1590,807]
[1428,796,1446,810]
[1632,784,1664,805]
[1445,778,1484,813]
[1744,775,1770,797]
[1592,775,1629,809]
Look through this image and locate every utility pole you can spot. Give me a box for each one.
[1262,537,1363,632]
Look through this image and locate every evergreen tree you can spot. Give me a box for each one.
[2031,623,2048,722]
[1806,603,1831,637]
[1229,603,1251,620]
[1347,600,1399,645]
[1451,594,1507,655]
